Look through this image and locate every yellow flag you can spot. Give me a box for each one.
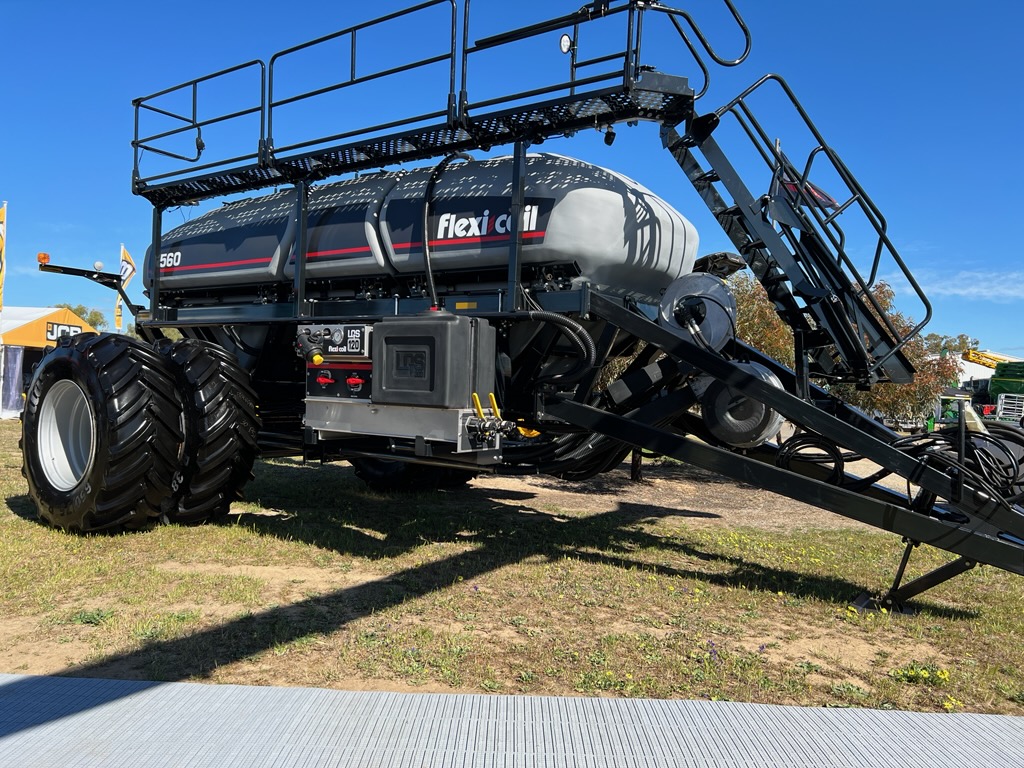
[0,202,7,314]
[116,245,136,333]
[120,245,136,289]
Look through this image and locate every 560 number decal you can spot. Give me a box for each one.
[159,251,182,268]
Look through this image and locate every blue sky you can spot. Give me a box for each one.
[2,1,1022,353]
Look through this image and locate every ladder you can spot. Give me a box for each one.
[664,74,930,388]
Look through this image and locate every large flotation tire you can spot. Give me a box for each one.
[153,338,261,524]
[21,333,183,532]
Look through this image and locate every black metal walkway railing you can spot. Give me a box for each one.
[131,0,927,389]
[132,0,745,208]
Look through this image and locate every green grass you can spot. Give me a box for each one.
[1,419,1023,713]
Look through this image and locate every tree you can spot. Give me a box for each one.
[53,303,108,331]
[729,273,960,426]
[728,271,795,368]
[922,332,979,356]
[828,283,961,425]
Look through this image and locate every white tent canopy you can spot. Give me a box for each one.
[0,306,97,418]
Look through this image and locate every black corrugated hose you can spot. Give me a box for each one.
[517,310,597,388]
[422,152,473,309]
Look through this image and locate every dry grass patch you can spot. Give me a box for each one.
[0,419,1022,713]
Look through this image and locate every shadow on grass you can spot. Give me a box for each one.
[6,494,37,523]
[226,461,970,622]
[232,460,728,562]
[0,457,978,738]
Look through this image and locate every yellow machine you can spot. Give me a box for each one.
[962,349,1017,369]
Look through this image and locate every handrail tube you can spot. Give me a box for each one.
[651,2,751,67]
[471,1,628,51]
[820,195,860,228]
[786,177,925,376]
[459,0,472,113]
[135,105,263,148]
[135,152,268,187]
[132,0,753,194]
[465,73,626,113]
[269,0,451,61]
[568,21,581,96]
[132,60,265,106]
[465,1,619,112]
[729,105,775,171]
[717,71,887,271]
[135,144,203,164]
[788,141,933,355]
[629,2,643,83]
[447,0,458,119]
[271,110,452,157]
[823,150,898,282]
[685,127,903,378]
[135,102,195,124]
[795,146,873,278]
[727,108,831,295]
[268,0,456,158]
[269,53,454,110]
[574,50,630,70]
[769,146,897,340]
[133,59,265,196]
[351,29,358,83]
[795,145,855,246]
[723,75,931,317]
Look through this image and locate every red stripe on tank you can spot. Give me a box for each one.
[391,231,546,251]
[306,246,373,258]
[161,257,273,273]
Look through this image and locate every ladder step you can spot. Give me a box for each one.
[691,169,720,185]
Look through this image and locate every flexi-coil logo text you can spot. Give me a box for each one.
[436,205,541,240]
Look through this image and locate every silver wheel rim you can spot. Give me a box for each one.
[38,379,96,492]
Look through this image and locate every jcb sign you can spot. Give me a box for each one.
[46,323,83,341]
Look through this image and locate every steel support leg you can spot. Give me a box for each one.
[149,205,164,320]
[294,180,310,318]
[505,140,528,312]
[882,556,977,609]
[854,538,977,613]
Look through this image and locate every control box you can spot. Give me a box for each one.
[372,312,496,408]
[303,324,374,400]
[303,314,501,457]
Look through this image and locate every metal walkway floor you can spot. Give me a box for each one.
[1,673,1022,767]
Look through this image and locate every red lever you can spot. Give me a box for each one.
[316,374,335,386]
[346,376,365,387]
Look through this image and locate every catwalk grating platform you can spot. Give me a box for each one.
[1,674,1022,767]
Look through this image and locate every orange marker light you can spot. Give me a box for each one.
[37,252,50,265]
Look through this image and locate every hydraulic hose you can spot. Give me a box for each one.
[498,390,690,478]
[885,428,1022,511]
[516,310,597,389]
[776,433,846,486]
[422,152,472,309]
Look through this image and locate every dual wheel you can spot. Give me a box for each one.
[22,333,259,532]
